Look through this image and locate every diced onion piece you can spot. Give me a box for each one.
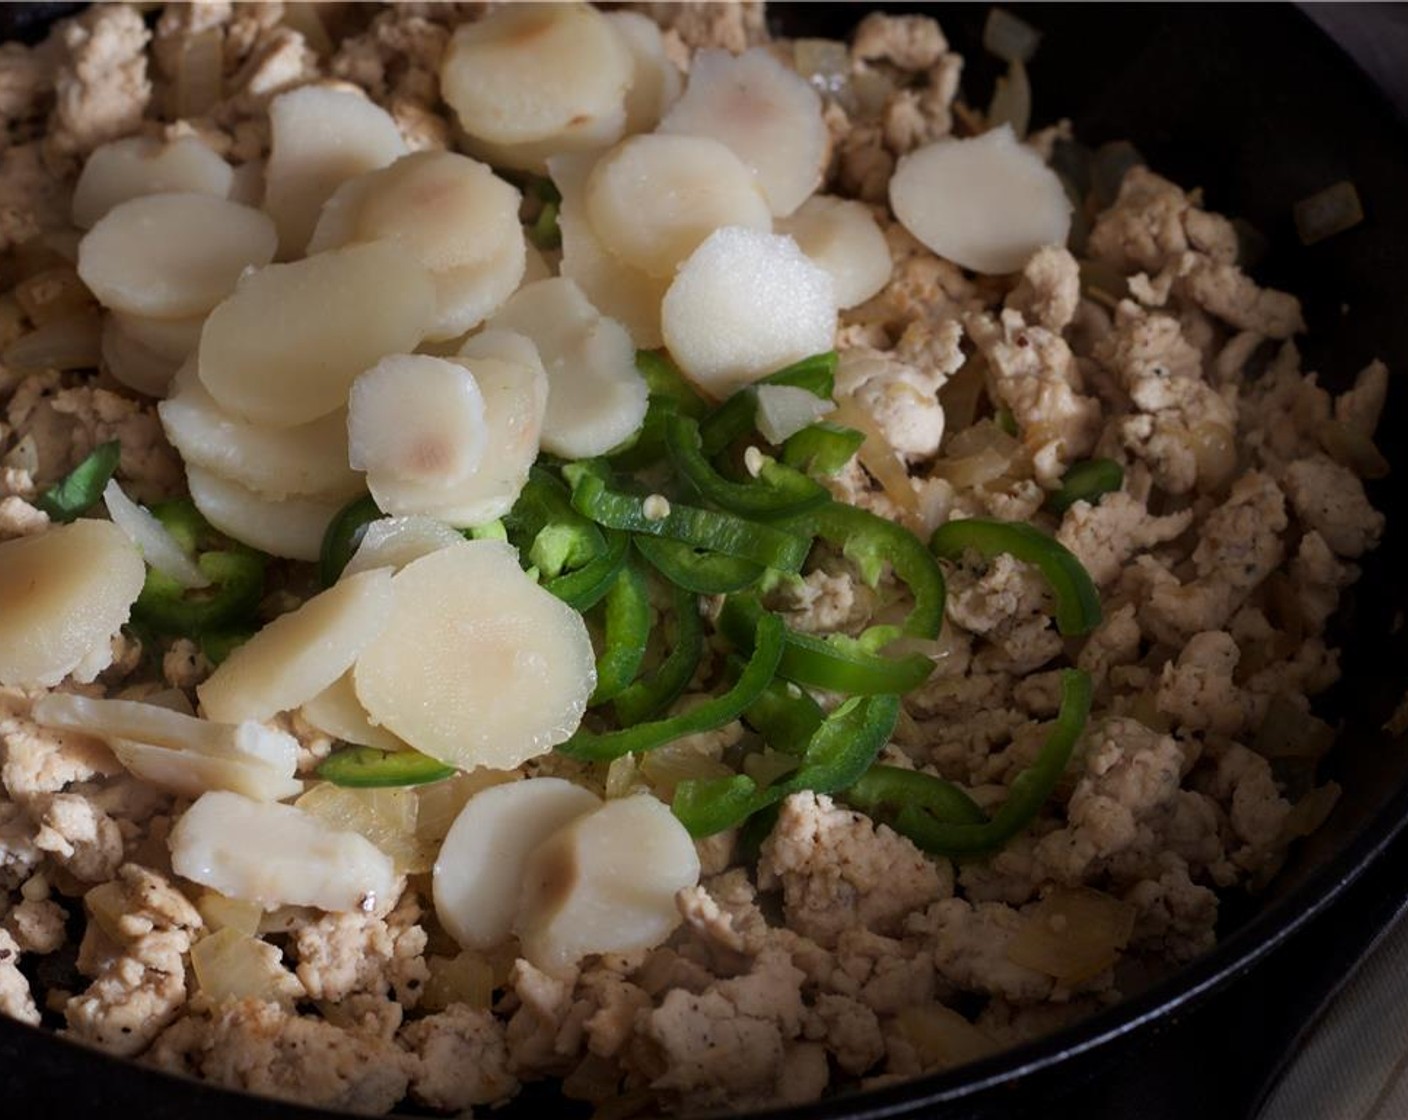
[1294,181,1364,246]
[432,777,600,950]
[890,126,1072,275]
[170,790,398,912]
[349,354,489,510]
[198,241,436,428]
[1316,418,1391,480]
[755,384,832,444]
[198,567,394,724]
[661,227,837,399]
[894,1005,999,1071]
[488,278,647,458]
[987,58,1031,140]
[263,86,407,257]
[777,194,892,309]
[77,193,277,319]
[195,891,263,936]
[191,927,302,1006]
[606,10,683,135]
[983,7,1042,63]
[584,134,772,279]
[300,670,409,754]
[72,136,233,229]
[0,519,144,688]
[516,795,701,977]
[416,769,518,843]
[174,25,223,119]
[160,362,362,502]
[296,783,426,874]
[829,396,922,518]
[550,152,668,348]
[186,464,343,562]
[4,312,102,372]
[1281,782,1341,841]
[1005,887,1136,985]
[421,950,495,1012]
[637,740,733,801]
[659,47,827,218]
[440,2,631,147]
[103,478,209,589]
[353,539,595,770]
[342,516,467,580]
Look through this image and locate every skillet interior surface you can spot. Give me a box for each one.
[3,4,1408,1119]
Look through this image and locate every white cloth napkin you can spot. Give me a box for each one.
[1258,911,1408,1120]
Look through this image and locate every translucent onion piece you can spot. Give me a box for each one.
[983,7,1043,64]
[755,384,832,444]
[296,783,427,875]
[103,478,209,589]
[3,312,102,372]
[1294,181,1365,246]
[986,58,1031,140]
[1005,887,1136,985]
[191,927,302,1007]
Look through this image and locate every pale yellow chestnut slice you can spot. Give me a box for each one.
[0,519,144,688]
[197,241,436,428]
[432,777,600,950]
[159,362,362,502]
[77,192,278,319]
[300,670,408,754]
[516,794,701,977]
[441,2,631,148]
[185,464,344,562]
[777,194,892,309]
[659,47,828,218]
[353,540,595,771]
[72,135,233,229]
[341,516,467,580]
[662,227,838,399]
[263,86,407,257]
[890,125,1072,275]
[170,790,398,912]
[198,567,395,724]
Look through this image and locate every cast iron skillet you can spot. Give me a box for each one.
[2,4,1407,1118]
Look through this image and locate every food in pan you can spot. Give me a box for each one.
[0,2,1387,1115]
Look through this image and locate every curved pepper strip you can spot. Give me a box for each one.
[1045,458,1125,515]
[672,693,902,837]
[317,745,456,788]
[742,677,824,756]
[665,410,831,520]
[589,552,651,705]
[39,440,122,523]
[133,500,266,636]
[929,517,1102,636]
[612,579,703,727]
[698,351,839,457]
[632,533,764,595]
[889,668,1093,856]
[612,351,707,470]
[543,527,629,612]
[781,502,945,640]
[319,493,383,587]
[781,422,864,477]
[563,461,811,574]
[718,595,935,696]
[556,612,784,762]
[844,765,988,828]
[135,549,266,635]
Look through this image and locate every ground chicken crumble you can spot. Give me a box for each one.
[0,2,1390,1117]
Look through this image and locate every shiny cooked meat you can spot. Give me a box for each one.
[0,2,1388,1116]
